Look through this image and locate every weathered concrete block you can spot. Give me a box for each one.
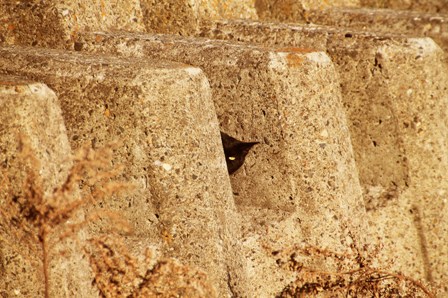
[199,19,448,292]
[141,0,257,35]
[0,0,259,47]
[0,45,244,297]
[0,0,146,49]
[0,77,95,297]
[79,32,369,296]
[360,0,448,14]
[255,0,360,22]
[297,7,448,53]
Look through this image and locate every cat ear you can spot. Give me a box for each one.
[239,142,259,153]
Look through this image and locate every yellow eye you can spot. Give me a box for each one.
[228,156,236,160]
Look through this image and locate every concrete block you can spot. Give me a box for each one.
[302,7,448,53]
[79,32,369,296]
[360,0,448,14]
[199,19,448,292]
[255,0,360,22]
[0,0,146,49]
[0,45,243,297]
[0,0,258,47]
[141,0,257,35]
[0,77,95,297]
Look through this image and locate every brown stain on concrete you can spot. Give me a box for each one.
[286,53,304,66]
[276,47,317,67]
[277,46,316,53]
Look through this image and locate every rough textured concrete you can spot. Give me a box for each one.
[80,31,369,296]
[0,45,245,297]
[283,7,448,54]
[0,77,95,297]
[0,0,258,47]
[199,19,448,293]
[360,0,448,14]
[0,0,146,49]
[141,0,258,35]
[255,0,360,22]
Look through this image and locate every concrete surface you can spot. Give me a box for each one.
[0,0,258,48]
[0,45,245,297]
[199,19,448,293]
[360,0,448,13]
[0,0,146,49]
[271,7,448,54]
[79,31,369,296]
[0,76,95,297]
[1,0,447,296]
[142,0,258,35]
[255,0,361,22]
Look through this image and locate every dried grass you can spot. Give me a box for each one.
[86,235,216,298]
[274,243,436,297]
[0,138,129,297]
[0,137,215,298]
[3,137,434,297]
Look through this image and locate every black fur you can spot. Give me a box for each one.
[220,132,259,174]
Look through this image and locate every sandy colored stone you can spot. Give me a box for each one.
[0,77,96,297]
[255,0,360,22]
[0,0,258,46]
[140,0,258,35]
[0,45,244,297]
[0,0,145,49]
[201,0,258,19]
[199,19,448,293]
[253,5,448,54]
[79,31,369,296]
[302,7,448,54]
[360,0,448,14]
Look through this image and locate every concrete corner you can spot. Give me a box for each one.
[0,76,95,297]
[0,0,145,49]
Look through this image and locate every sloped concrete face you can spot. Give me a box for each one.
[377,38,448,290]
[0,77,95,297]
[0,46,245,297]
[0,0,146,49]
[79,32,369,296]
[0,77,71,195]
[198,19,448,291]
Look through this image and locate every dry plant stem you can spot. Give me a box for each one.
[41,227,50,298]
[1,138,129,297]
[373,270,436,298]
[277,244,436,297]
